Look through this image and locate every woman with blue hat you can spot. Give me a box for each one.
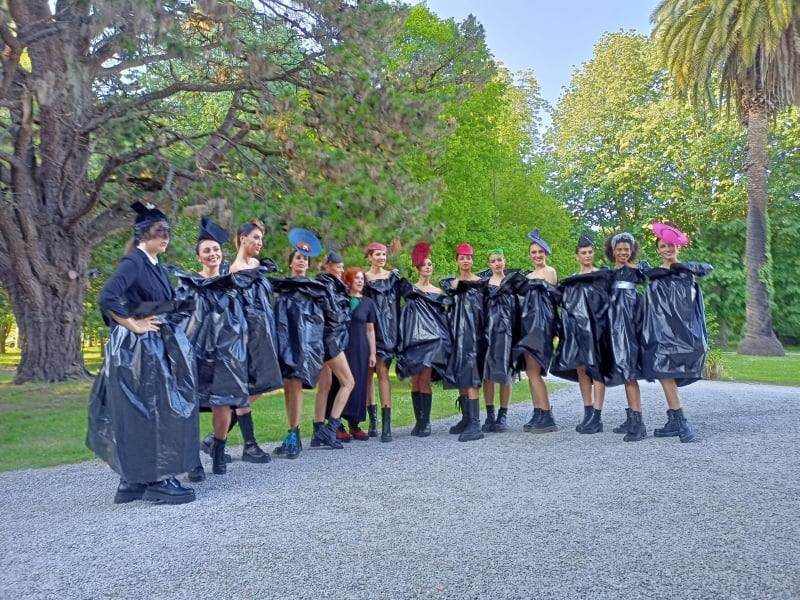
[512,230,560,434]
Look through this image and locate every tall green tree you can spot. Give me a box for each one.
[652,0,800,356]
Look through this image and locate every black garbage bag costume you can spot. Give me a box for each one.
[88,248,199,484]
[512,276,561,375]
[364,269,402,366]
[641,261,713,386]
[550,268,613,382]
[481,270,524,384]
[272,276,329,389]
[441,277,487,390]
[170,267,249,408]
[606,266,646,386]
[396,279,452,380]
[317,272,351,360]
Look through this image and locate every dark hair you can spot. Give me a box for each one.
[126,221,169,254]
[287,249,307,266]
[196,238,221,256]
[604,233,640,262]
[235,219,264,250]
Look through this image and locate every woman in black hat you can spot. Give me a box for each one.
[88,202,198,505]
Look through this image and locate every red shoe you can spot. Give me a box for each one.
[336,424,352,442]
[349,425,369,441]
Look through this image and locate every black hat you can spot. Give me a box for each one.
[198,216,229,245]
[577,234,593,249]
[131,202,168,227]
[325,250,344,264]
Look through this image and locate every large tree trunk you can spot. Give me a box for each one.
[737,102,784,356]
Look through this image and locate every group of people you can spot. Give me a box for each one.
[87,202,712,505]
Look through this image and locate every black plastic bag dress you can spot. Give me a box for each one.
[641,261,713,386]
[606,266,646,386]
[482,271,524,384]
[170,267,249,408]
[441,277,487,390]
[512,276,561,375]
[396,279,452,380]
[231,262,283,395]
[87,299,199,484]
[551,268,613,383]
[364,269,402,366]
[272,276,328,389]
[317,273,351,361]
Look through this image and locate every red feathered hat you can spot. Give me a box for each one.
[455,243,473,256]
[411,242,431,267]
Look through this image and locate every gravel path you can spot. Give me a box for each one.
[2,380,799,600]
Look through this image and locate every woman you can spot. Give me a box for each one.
[170,217,250,476]
[396,242,451,437]
[327,267,378,439]
[442,243,487,442]
[88,202,198,505]
[604,232,647,442]
[641,223,713,443]
[512,230,560,434]
[551,234,612,434]
[364,242,401,442]
[481,249,522,433]
[311,250,356,448]
[228,219,283,464]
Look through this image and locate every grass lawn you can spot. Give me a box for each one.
[0,347,546,473]
[720,351,800,387]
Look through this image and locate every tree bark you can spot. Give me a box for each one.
[737,101,785,356]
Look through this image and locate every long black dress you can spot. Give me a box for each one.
[550,268,613,383]
[364,269,402,366]
[396,280,451,380]
[606,266,645,386]
[87,248,199,484]
[641,262,713,386]
[483,271,524,385]
[441,277,487,390]
[512,276,561,374]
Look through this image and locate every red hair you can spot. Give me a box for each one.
[343,267,365,290]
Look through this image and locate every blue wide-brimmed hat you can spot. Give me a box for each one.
[288,227,322,257]
[527,229,551,255]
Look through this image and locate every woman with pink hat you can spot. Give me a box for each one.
[641,223,713,443]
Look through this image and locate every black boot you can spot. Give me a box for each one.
[494,407,509,432]
[623,411,647,442]
[575,405,593,432]
[310,421,324,447]
[523,407,541,432]
[654,409,679,437]
[579,408,603,434]
[675,408,696,443]
[238,411,271,463]
[114,479,147,504]
[381,407,393,442]
[533,409,559,434]
[211,437,227,474]
[316,418,345,449]
[613,408,632,434]
[143,478,196,505]
[187,463,206,482]
[274,427,301,458]
[482,404,496,433]
[367,404,378,438]
[410,392,422,436]
[458,398,484,442]
[200,432,233,463]
[449,396,469,434]
[418,393,432,437]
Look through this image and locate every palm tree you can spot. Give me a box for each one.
[652,0,799,356]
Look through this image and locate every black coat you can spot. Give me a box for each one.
[98,248,175,324]
[396,279,451,380]
[606,266,646,386]
[364,269,402,365]
[441,276,487,390]
[512,276,561,375]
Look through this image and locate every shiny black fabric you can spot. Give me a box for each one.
[441,277,487,390]
[272,276,328,389]
[396,279,452,380]
[641,262,713,386]
[483,271,525,384]
[364,269,401,365]
[551,268,613,383]
[317,273,351,361]
[87,300,199,484]
[170,268,249,408]
[231,265,283,395]
[606,266,646,386]
[512,276,561,375]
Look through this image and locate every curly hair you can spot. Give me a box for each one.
[604,232,640,262]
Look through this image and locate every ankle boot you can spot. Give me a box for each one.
[482,404,496,433]
[494,407,509,432]
[533,409,559,434]
[674,408,696,443]
[524,407,541,432]
[418,393,432,437]
[575,405,593,432]
[238,412,270,463]
[211,437,227,474]
[623,411,647,442]
[381,407,393,442]
[201,432,232,463]
[613,408,632,434]
[579,408,603,434]
[410,392,422,436]
[458,398,484,442]
[367,404,378,438]
[449,396,469,434]
[654,409,679,437]
[310,421,324,447]
[317,418,344,449]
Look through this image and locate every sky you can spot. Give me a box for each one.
[421,1,656,107]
